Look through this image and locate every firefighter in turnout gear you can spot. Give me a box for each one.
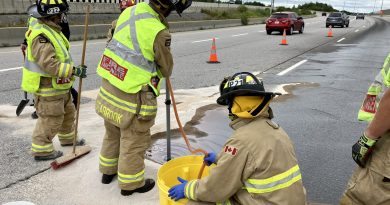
[107,0,136,44]
[95,0,192,196]
[23,0,87,161]
[21,4,77,119]
[168,72,307,205]
[340,54,390,205]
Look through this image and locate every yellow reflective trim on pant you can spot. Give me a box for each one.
[99,87,137,113]
[217,200,232,205]
[36,88,69,97]
[184,180,197,200]
[58,131,75,140]
[99,154,119,167]
[118,170,145,183]
[245,164,302,194]
[31,143,54,153]
[139,104,157,116]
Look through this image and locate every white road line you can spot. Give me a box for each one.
[0,67,22,72]
[258,30,265,33]
[191,38,218,43]
[0,50,20,54]
[277,59,308,76]
[0,41,105,54]
[355,29,359,32]
[232,33,248,37]
[72,41,106,47]
[337,38,346,43]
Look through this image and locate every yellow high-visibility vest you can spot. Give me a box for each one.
[21,20,74,96]
[96,3,166,97]
[358,53,390,121]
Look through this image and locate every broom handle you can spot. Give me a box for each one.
[73,5,90,154]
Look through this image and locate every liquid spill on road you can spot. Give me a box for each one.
[147,82,319,164]
[147,104,231,164]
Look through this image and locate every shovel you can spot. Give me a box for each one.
[16,50,29,116]
[16,92,30,116]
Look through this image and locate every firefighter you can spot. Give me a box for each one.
[168,72,307,205]
[95,0,192,196]
[107,0,136,44]
[339,54,390,205]
[23,0,87,161]
[21,3,77,119]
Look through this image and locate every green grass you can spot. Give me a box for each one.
[201,6,270,20]
[201,5,314,20]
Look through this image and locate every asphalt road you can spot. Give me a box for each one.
[1,15,389,204]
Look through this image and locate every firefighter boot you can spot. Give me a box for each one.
[34,150,63,161]
[61,138,86,147]
[31,111,38,119]
[102,174,116,184]
[121,179,155,196]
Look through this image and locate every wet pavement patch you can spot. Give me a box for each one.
[148,104,231,164]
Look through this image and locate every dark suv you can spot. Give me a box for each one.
[356,13,365,20]
[266,12,305,35]
[326,12,349,28]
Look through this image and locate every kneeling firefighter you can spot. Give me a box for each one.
[95,0,192,196]
[169,72,307,205]
[23,0,87,161]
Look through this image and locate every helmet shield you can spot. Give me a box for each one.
[217,72,281,105]
[27,4,42,18]
[36,0,69,18]
[171,0,192,15]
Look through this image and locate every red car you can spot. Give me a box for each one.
[266,12,305,35]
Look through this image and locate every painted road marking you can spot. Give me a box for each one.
[355,29,359,32]
[337,38,346,43]
[232,33,248,37]
[192,38,219,43]
[0,50,20,54]
[72,41,106,47]
[258,30,265,33]
[0,41,106,54]
[277,59,308,76]
[0,67,22,72]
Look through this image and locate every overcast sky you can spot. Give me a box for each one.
[256,0,389,13]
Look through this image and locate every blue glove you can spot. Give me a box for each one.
[204,152,217,166]
[168,177,188,201]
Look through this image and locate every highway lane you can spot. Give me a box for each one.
[0,16,386,204]
[0,15,371,105]
[262,16,390,204]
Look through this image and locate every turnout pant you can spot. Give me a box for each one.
[31,92,76,156]
[99,117,154,191]
[340,133,390,205]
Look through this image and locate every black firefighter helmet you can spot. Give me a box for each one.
[217,72,281,106]
[34,0,69,18]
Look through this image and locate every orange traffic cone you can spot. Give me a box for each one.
[327,26,333,37]
[207,38,220,63]
[280,29,288,45]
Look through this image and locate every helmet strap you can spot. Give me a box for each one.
[250,95,272,117]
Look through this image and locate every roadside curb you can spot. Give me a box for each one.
[0,18,266,47]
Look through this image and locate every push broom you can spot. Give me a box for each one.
[51,5,92,170]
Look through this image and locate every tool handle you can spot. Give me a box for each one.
[73,4,90,154]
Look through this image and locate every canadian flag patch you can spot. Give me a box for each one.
[224,145,238,156]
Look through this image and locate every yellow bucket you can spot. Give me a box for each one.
[157,155,211,205]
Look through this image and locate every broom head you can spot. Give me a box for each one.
[51,145,92,170]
